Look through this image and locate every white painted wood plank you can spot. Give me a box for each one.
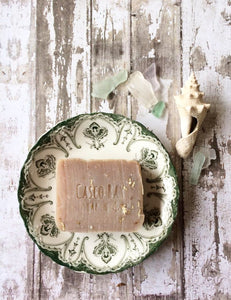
[36,0,91,137]
[91,0,131,116]
[90,1,134,299]
[182,0,231,299]
[35,1,93,299]
[131,1,183,298]
[0,1,36,299]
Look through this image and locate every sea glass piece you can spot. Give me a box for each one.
[126,71,158,109]
[152,101,166,118]
[193,146,216,169]
[189,152,206,185]
[91,69,128,99]
[55,158,144,232]
[143,62,160,92]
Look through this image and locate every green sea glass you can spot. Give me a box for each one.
[152,101,166,118]
[92,70,128,99]
[189,152,206,185]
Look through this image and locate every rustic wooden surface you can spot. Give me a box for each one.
[0,0,231,299]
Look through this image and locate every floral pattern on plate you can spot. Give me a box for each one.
[18,112,179,274]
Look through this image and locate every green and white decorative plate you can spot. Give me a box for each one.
[18,112,179,274]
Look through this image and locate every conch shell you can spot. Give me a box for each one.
[175,73,210,158]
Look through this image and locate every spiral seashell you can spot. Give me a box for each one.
[174,72,210,158]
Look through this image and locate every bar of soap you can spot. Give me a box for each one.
[55,158,144,232]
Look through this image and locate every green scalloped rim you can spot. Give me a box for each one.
[18,112,179,275]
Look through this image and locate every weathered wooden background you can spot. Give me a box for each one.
[1,0,231,299]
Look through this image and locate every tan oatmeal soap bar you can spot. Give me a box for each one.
[55,158,144,232]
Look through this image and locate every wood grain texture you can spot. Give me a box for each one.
[0,0,36,299]
[91,0,131,116]
[36,1,93,299]
[1,0,231,299]
[90,2,135,299]
[182,0,231,299]
[130,1,183,298]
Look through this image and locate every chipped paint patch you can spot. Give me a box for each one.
[191,46,207,71]
[76,47,84,54]
[223,243,231,262]
[201,256,220,278]
[76,60,84,104]
[227,140,231,155]
[216,55,231,78]
[221,8,231,25]
[133,263,147,295]
[99,98,114,113]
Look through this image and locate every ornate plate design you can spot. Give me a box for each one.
[18,112,179,274]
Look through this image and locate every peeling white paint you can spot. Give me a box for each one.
[44,3,58,130]
[93,0,129,40]
[145,0,163,40]
[148,48,155,58]
[1,0,231,299]
[99,98,114,113]
[182,0,231,298]
[71,0,91,115]
[0,1,35,299]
